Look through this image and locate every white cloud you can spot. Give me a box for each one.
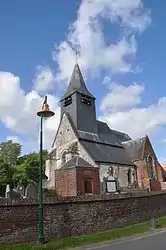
[6,136,21,144]
[100,79,144,112]
[33,66,55,93]
[53,0,150,82]
[0,71,60,150]
[0,0,151,153]
[99,83,166,139]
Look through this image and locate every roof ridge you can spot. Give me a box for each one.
[122,136,146,144]
[79,138,123,148]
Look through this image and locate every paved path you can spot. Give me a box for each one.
[83,229,166,250]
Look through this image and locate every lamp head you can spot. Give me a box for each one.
[37,96,55,118]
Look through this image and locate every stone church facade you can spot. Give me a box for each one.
[45,63,165,196]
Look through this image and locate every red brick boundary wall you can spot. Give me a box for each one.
[1,191,166,244]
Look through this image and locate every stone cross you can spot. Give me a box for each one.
[25,183,38,199]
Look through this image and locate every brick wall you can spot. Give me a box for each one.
[136,159,164,191]
[76,167,100,195]
[150,179,161,191]
[1,192,166,244]
[55,168,76,196]
[135,160,150,190]
[156,163,164,182]
[55,167,100,196]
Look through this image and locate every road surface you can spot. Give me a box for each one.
[84,229,166,250]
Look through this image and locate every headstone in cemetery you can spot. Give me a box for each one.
[5,184,10,198]
[16,185,25,197]
[6,190,21,200]
[25,183,38,199]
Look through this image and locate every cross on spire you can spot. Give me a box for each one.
[69,43,79,64]
[72,47,78,63]
[75,50,78,63]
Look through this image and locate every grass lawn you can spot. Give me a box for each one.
[1,216,166,250]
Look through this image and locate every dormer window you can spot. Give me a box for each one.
[81,94,91,105]
[64,96,72,107]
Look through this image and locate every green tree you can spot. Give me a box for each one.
[0,140,21,166]
[0,139,48,194]
[0,160,10,186]
[12,164,29,188]
[15,150,48,185]
[0,159,16,195]
[0,140,21,193]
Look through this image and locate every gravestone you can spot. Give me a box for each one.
[6,190,21,200]
[16,185,25,197]
[25,183,38,199]
[5,184,10,198]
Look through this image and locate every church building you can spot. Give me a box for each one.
[45,63,165,196]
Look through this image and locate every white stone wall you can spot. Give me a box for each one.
[53,113,78,169]
[45,113,79,190]
[78,142,96,166]
[99,164,136,192]
[45,159,56,189]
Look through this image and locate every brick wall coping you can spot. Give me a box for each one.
[0,190,166,206]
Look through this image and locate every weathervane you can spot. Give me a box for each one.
[75,49,78,63]
[68,42,79,63]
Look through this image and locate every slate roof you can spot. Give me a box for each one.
[60,156,93,169]
[61,113,134,166]
[77,121,131,147]
[96,120,131,145]
[80,140,134,166]
[122,137,146,161]
[60,63,95,101]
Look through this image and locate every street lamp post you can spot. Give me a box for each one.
[37,96,55,244]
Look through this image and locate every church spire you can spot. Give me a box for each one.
[60,63,95,101]
[60,63,97,134]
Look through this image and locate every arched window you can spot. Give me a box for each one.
[61,151,66,165]
[127,169,132,184]
[147,156,154,179]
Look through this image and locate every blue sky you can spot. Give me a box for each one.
[0,0,166,162]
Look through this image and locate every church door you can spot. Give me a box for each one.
[84,178,93,194]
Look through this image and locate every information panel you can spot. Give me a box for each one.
[106,180,117,193]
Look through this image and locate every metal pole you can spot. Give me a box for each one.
[38,116,44,244]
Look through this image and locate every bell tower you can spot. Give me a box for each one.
[60,63,97,134]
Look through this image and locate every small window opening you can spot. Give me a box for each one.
[64,96,72,107]
[127,169,132,184]
[81,94,91,105]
